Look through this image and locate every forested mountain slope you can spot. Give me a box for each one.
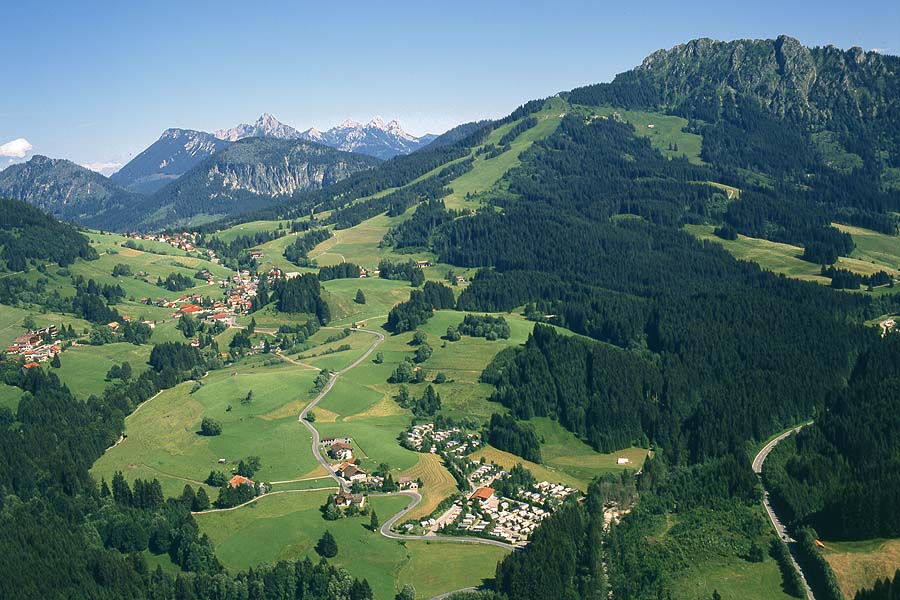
[0,156,140,227]
[0,198,97,270]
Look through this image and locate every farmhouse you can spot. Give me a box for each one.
[334,492,366,509]
[336,462,367,482]
[229,475,254,488]
[398,475,418,490]
[617,457,631,465]
[329,442,353,460]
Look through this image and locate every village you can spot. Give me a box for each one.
[5,325,62,365]
[397,422,579,546]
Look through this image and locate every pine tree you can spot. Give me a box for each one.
[50,354,61,368]
[355,289,366,304]
[316,530,338,558]
[192,487,210,511]
[370,510,379,531]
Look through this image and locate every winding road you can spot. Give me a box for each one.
[297,327,516,553]
[299,328,385,488]
[753,422,815,600]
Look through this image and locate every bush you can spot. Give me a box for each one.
[199,417,222,436]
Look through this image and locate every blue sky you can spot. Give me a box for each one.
[1,0,897,173]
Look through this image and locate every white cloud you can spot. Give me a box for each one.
[0,137,33,158]
[82,161,123,177]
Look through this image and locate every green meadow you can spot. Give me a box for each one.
[686,223,900,287]
[669,552,797,600]
[209,220,283,243]
[578,104,705,164]
[307,211,435,271]
[441,98,568,211]
[194,490,508,599]
[835,222,900,271]
[322,277,413,326]
[0,303,92,346]
[0,382,22,411]
[92,356,323,497]
[52,342,153,398]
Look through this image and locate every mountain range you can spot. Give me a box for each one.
[109,113,436,195]
[2,35,897,236]
[214,112,437,159]
[0,137,379,231]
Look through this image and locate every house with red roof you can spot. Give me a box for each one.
[229,475,254,488]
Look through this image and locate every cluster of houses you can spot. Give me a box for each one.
[5,326,61,363]
[427,481,577,545]
[397,422,578,545]
[404,423,481,456]
[124,231,198,253]
[223,270,262,314]
[468,463,505,489]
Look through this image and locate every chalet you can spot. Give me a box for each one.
[398,476,418,490]
[329,442,353,460]
[179,305,203,315]
[229,475,254,488]
[107,321,120,331]
[616,457,631,465]
[337,462,367,482]
[416,260,431,268]
[249,250,264,259]
[334,492,366,509]
[22,362,41,372]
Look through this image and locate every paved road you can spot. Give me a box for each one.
[299,328,385,491]
[375,490,517,551]
[753,422,815,600]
